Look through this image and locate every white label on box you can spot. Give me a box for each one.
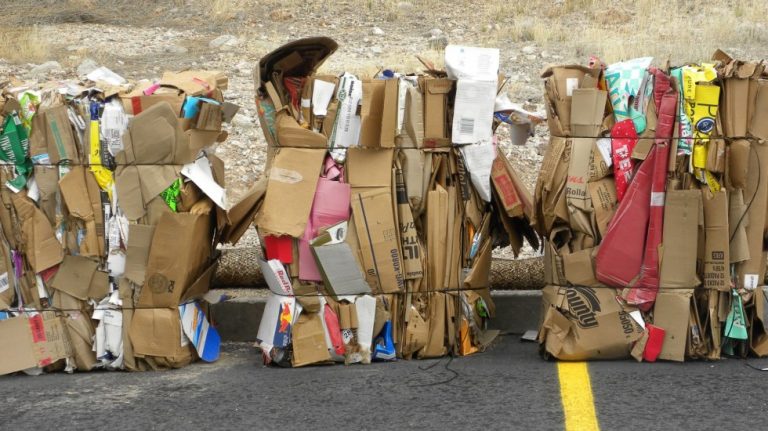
[744,274,759,290]
[596,137,613,167]
[566,78,579,97]
[650,192,665,207]
[0,272,8,294]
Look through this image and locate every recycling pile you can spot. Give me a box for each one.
[0,67,255,375]
[252,38,539,366]
[535,51,768,361]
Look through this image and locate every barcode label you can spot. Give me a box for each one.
[459,118,475,136]
[0,272,8,293]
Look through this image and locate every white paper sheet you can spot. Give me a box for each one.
[181,156,228,209]
[460,141,496,202]
[311,79,336,117]
[86,66,127,86]
[445,45,500,81]
[452,79,497,145]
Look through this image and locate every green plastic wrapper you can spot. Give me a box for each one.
[160,178,182,212]
[0,112,33,192]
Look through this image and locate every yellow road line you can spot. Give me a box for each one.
[557,362,600,431]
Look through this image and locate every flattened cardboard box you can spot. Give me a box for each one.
[659,190,701,288]
[422,77,453,147]
[256,148,325,237]
[539,285,643,360]
[0,313,72,375]
[138,212,212,308]
[351,188,404,294]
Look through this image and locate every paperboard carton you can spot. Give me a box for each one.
[256,148,325,237]
[351,189,404,294]
[0,313,73,375]
[653,289,694,362]
[539,285,644,360]
[138,212,213,308]
[659,190,702,288]
[702,188,729,291]
[422,77,453,147]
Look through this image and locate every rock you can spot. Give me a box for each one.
[522,46,537,55]
[371,46,383,55]
[371,26,385,36]
[428,35,448,50]
[30,61,62,76]
[209,34,238,49]
[76,58,99,76]
[233,115,254,127]
[164,44,188,55]
[540,50,550,58]
[397,2,413,11]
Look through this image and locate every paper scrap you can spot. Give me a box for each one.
[181,156,228,209]
[312,80,336,117]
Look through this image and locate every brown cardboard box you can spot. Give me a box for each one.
[138,212,212,308]
[736,142,768,290]
[702,189,729,291]
[380,79,399,148]
[346,148,394,188]
[422,77,453,147]
[44,105,80,163]
[539,285,643,360]
[255,148,325,237]
[351,189,404,294]
[360,80,386,148]
[653,289,693,362]
[565,137,595,243]
[728,139,750,189]
[541,65,598,137]
[51,255,99,300]
[659,190,701,288]
[0,313,73,376]
[491,153,524,218]
[21,204,63,273]
[402,85,424,148]
[533,136,570,235]
[291,312,332,367]
[129,308,195,367]
[275,110,327,148]
[750,79,768,140]
[59,166,105,258]
[570,88,607,137]
[588,177,617,238]
[562,247,599,287]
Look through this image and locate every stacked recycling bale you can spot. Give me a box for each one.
[535,51,768,362]
[252,37,539,366]
[0,68,256,375]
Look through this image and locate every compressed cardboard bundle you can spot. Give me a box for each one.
[535,51,768,362]
[252,38,539,367]
[0,67,258,375]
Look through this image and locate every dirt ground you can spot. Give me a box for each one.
[2,0,767,259]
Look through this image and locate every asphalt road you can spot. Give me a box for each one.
[2,337,768,430]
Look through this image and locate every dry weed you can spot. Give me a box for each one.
[0,26,50,64]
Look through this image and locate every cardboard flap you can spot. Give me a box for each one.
[346,148,394,188]
[219,177,267,245]
[275,110,327,148]
[139,212,212,308]
[179,260,218,303]
[51,255,99,300]
[425,79,454,95]
[256,148,325,237]
[654,290,693,362]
